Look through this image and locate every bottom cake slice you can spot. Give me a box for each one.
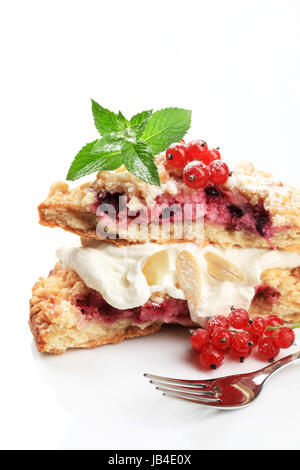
[29,264,165,354]
[30,261,300,354]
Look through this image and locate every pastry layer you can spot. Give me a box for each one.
[38,156,300,250]
[30,263,300,354]
[29,263,163,354]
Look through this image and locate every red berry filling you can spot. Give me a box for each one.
[91,191,126,215]
[73,290,191,326]
[254,285,280,304]
[155,188,274,239]
[91,181,278,241]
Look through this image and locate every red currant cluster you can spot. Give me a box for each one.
[190,308,296,370]
[165,139,229,189]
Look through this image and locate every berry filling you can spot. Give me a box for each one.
[91,186,283,241]
[91,191,126,214]
[73,290,191,326]
[73,283,280,330]
[253,285,280,304]
[156,187,274,239]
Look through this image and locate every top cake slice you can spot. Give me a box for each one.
[38,154,300,251]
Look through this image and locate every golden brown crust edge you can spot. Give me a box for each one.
[29,312,161,355]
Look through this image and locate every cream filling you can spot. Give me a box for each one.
[56,242,300,323]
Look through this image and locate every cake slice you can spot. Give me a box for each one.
[30,242,300,354]
[38,155,300,251]
[29,263,187,354]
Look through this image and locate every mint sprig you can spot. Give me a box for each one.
[122,140,160,186]
[141,107,192,154]
[91,100,129,134]
[66,100,192,185]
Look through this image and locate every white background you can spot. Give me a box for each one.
[1,0,300,450]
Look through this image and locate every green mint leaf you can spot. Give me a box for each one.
[117,111,130,130]
[121,140,160,186]
[91,99,129,135]
[67,103,191,185]
[66,139,122,180]
[130,110,152,138]
[141,107,191,154]
[112,127,137,144]
[88,134,124,153]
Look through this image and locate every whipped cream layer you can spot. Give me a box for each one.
[56,242,300,323]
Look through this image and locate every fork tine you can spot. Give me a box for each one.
[151,381,214,395]
[156,385,215,397]
[144,373,208,388]
[163,392,221,406]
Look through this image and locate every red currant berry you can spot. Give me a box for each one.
[186,139,209,162]
[207,315,229,334]
[264,315,284,337]
[228,308,249,329]
[208,160,230,185]
[231,345,252,363]
[247,316,266,337]
[190,328,210,353]
[272,327,295,349]
[231,331,252,353]
[208,148,221,161]
[165,143,188,168]
[211,327,232,351]
[199,346,224,370]
[248,332,261,346]
[183,161,209,189]
[257,337,280,362]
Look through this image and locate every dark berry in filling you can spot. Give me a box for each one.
[227,204,244,219]
[97,192,126,213]
[255,213,270,237]
[205,186,220,197]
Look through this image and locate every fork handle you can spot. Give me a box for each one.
[260,350,300,384]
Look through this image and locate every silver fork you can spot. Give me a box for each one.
[145,350,300,409]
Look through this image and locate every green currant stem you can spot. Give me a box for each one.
[265,322,300,332]
[289,322,300,330]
